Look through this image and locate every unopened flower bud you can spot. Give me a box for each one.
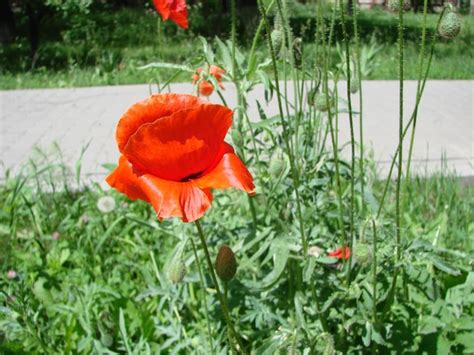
[307,87,319,107]
[271,29,284,53]
[168,257,186,284]
[388,0,410,12]
[269,156,286,177]
[354,243,372,266]
[232,129,244,147]
[439,12,461,40]
[350,77,360,94]
[314,93,333,112]
[215,245,237,282]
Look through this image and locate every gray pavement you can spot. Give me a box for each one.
[0,80,472,183]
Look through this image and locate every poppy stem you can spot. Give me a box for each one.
[194,220,247,354]
[190,237,214,354]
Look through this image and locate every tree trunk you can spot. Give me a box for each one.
[26,1,40,68]
[0,0,15,43]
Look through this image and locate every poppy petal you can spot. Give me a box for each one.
[153,0,171,20]
[169,7,188,29]
[106,155,149,202]
[195,152,255,195]
[123,104,233,182]
[139,175,212,222]
[116,94,202,152]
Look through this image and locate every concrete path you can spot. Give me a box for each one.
[0,80,472,183]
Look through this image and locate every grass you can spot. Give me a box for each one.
[1,8,473,90]
[1,147,472,353]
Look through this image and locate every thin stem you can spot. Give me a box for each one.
[339,0,356,286]
[396,0,405,263]
[190,237,214,354]
[318,0,348,250]
[405,0,429,181]
[352,0,365,216]
[258,0,307,256]
[194,220,246,354]
[376,8,447,220]
[371,219,378,355]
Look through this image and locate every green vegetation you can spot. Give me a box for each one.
[1,7,473,89]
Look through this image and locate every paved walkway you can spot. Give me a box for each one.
[0,81,472,183]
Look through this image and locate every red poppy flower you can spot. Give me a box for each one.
[153,0,188,29]
[328,246,351,260]
[192,65,226,96]
[106,93,255,222]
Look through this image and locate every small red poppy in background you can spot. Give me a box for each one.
[153,0,188,29]
[192,65,226,97]
[328,246,351,260]
[106,94,255,222]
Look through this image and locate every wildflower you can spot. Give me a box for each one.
[308,245,323,257]
[52,231,60,241]
[192,65,225,97]
[439,12,461,40]
[328,246,351,260]
[106,93,255,222]
[97,196,116,214]
[215,245,237,282]
[153,0,188,29]
[79,213,90,224]
[7,270,17,279]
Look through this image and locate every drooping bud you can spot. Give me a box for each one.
[168,256,186,284]
[269,155,286,177]
[271,29,284,53]
[314,93,334,112]
[350,76,360,94]
[354,243,372,266]
[231,129,244,147]
[388,0,410,12]
[439,12,461,40]
[215,245,237,282]
[292,37,303,69]
[307,87,319,107]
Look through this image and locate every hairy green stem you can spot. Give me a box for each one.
[190,237,214,354]
[405,0,429,181]
[376,8,447,220]
[258,0,308,256]
[339,0,356,287]
[194,220,246,353]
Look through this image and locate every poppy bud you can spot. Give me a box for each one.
[316,332,336,355]
[232,129,244,147]
[439,12,461,40]
[269,156,286,177]
[168,256,186,284]
[350,76,359,94]
[307,87,319,107]
[271,29,284,53]
[292,37,303,69]
[215,245,237,282]
[354,243,372,266]
[314,93,333,112]
[198,80,214,97]
[388,0,410,12]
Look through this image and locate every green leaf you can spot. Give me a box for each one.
[138,62,193,72]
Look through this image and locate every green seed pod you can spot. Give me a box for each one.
[439,12,461,40]
[271,29,284,53]
[388,0,410,12]
[215,245,237,282]
[354,243,372,266]
[168,257,186,284]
